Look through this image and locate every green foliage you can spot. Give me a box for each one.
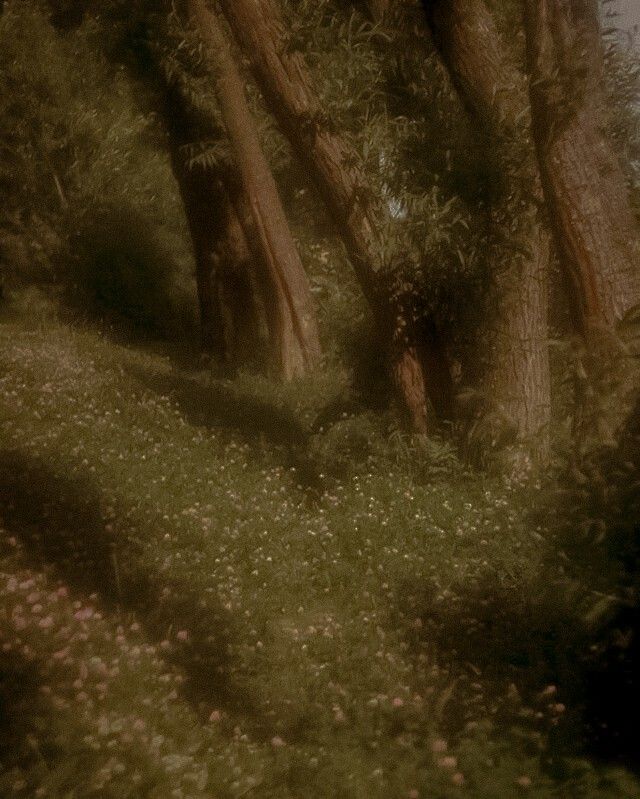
[282,0,489,365]
[69,206,195,336]
[0,1,197,335]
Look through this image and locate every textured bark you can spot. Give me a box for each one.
[424,0,551,463]
[218,0,444,433]
[524,0,640,335]
[186,0,321,379]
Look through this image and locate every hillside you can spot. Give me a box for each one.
[1,304,638,798]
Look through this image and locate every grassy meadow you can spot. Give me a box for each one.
[0,299,638,798]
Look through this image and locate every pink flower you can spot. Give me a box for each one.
[270,736,286,748]
[451,773,465,787]
[516,776,532,789]
[431,739,447,753]
[392,697,404,708]
[53,648,69,660]
[176,630,189,642]
[38,616,54,629]
[209,710,221,722]
[438,756,457,770]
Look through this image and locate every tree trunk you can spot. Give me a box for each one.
[186,0,321,380]
[168,143,225,357]
[523,0,640,336]
[161,77,264,365]
[215,187,266,366]
[218,0,443,433]
[424,0,551,464]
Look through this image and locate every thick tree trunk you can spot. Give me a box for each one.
[186,0,321,380]
[218,0,441,433]
[523,0,640,336]
[424,0,551,464]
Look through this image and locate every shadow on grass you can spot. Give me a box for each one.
[0,449,253,720]
[125,363,325,492]
[398,566,640,773]
[0,647,53,777]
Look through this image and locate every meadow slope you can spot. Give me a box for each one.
[0,308,637,798]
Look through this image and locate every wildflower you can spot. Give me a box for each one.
[176,630,189,642]
[516,776,532,789]
[270,736,286,748]
[451,773,465,787]
[431,739,447,753]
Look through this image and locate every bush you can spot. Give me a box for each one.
[69,205,194,336]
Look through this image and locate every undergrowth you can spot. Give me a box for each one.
[0,305,638,798]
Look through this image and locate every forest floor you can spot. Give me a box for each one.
[0,301,638,798]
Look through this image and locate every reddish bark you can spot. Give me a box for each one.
[186,0,321,379]
[218,0,442,433]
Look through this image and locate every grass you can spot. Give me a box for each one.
[0,304,638,798]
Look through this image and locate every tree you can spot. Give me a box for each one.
[161,79,262,363]
[423,0,551,463]
[184,0,321,379]
[523,0,640,338]
[216,0,457,433]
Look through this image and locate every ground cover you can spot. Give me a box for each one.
[0,309,637,798]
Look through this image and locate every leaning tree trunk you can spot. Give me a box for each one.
[217,0,450,433]
[186,0,321,380]
[161,80,263,365]
[523,0,640,337]
[424,0,551,465]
